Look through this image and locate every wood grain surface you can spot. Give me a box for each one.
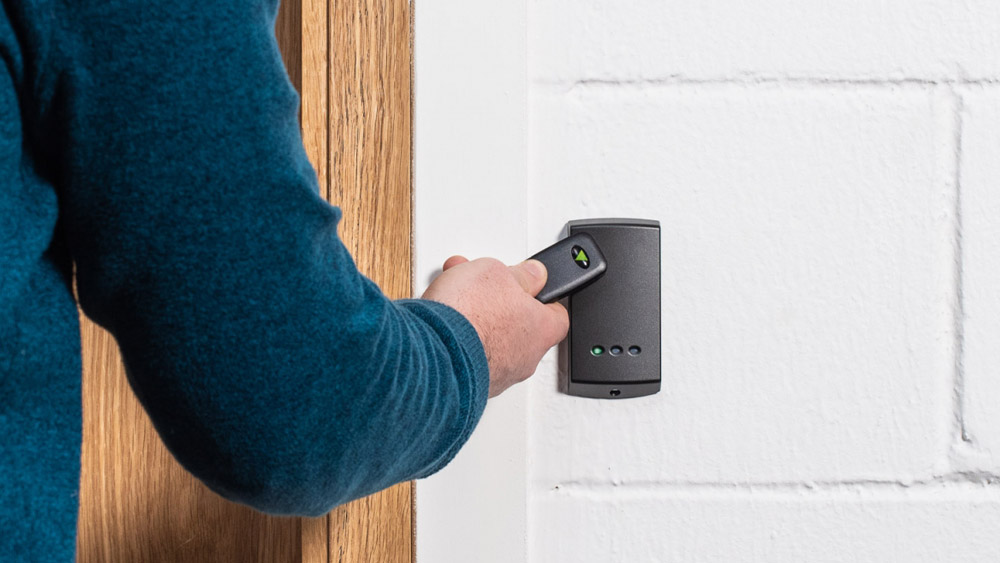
[285,0,336,560]
[75,0,414,561]
[324,0,414,561]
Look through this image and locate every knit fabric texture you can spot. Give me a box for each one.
[0,0,491,560]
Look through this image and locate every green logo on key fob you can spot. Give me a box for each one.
[571,245,589,268]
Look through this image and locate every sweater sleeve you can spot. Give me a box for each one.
[41,0,490,515]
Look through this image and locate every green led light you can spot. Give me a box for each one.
[591,345,605,356]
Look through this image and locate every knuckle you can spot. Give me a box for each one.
[473,258,508,284]
[477,257,505,271]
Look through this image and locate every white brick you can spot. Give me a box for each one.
[957,86,1000,471]
[530,0,1000,82]
[532,487,1000,563]
[527,86,956,485]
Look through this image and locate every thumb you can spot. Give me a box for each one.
[509,259,548,296]
[532,302,570,350]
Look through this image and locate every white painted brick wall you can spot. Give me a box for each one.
[527,1,1000,561]
[532,0,1000,83]
[534,487,1000,563]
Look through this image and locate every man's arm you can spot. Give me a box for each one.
[40,0,563,515]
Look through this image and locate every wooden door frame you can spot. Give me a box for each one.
[279,0,415,560]
[77,0,414,561]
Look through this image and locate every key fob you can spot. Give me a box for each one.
[529,233,608,304]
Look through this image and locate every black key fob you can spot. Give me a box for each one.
[529,233,608,304]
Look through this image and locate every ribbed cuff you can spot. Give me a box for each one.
[393,298,490,477]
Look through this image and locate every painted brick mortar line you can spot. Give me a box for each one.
[949,86,970,451]
[547,470,1000,494]
[534,76,1000,92]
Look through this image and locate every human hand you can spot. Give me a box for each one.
[422,256,569,397]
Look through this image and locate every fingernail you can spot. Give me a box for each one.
[522,259,546,280]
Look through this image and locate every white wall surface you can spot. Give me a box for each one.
[413,1,528,562]
[417,1,1000,562]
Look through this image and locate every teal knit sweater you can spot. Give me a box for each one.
[0,0,490,560]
